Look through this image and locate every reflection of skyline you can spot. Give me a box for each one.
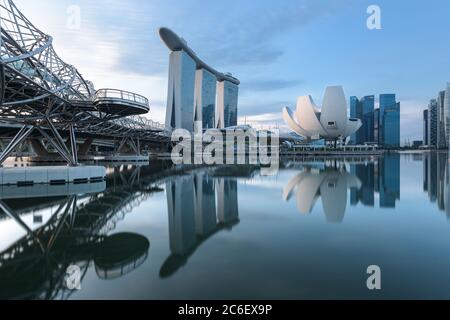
[162,171,241,278]
[423,152,450,217]
[350,155,401,209]
[283,155,402,223]
[283,164,361,224]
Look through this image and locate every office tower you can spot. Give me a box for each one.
[423,109,429,146]
[428,99,438,147]
[361,95,375,143]
[437,91,447,148]
[378,94,401,148]
[216,81,239,129]
[383,103,401,148]
[379,94,397,145]
[445,84,450,145]
[374,108,380,144]
[350,96,363,144]
[165,51,196,132]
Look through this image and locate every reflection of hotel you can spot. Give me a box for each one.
[350,155,401,209]
[163,172,240,277]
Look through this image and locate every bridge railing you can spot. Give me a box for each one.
[94,89,149,106]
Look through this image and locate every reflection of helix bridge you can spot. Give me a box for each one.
[0,0,169,166]
[0,161,216,299]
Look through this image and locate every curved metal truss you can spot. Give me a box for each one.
[0,0,169,165]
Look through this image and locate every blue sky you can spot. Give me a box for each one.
[14,0,450,141]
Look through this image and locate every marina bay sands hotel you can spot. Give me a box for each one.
[159,28,240,132]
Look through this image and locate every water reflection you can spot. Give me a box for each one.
[283,155,401,222]
[423,152,450,218]
[0,163,174,299]
[283,163,361,223]
[349,155,401,208]
[2,154,450,299]
[161,167,257,278]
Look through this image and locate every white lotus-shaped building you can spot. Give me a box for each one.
[283,86,362,141]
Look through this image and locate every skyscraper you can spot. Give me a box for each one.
[379,94,397,145]
[428,99,438,147]
[374,108,380,145]
[194,69,216,130]
[423,109,429,146]
[383,103,401,148]
[445,83,450,145]
[165,51,196,132]
[361,95,375,143]
[437,91,447,148]
[349,93,400,147]
[216,80,239,129]
[350,96,363,144]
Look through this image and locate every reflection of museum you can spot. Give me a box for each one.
[283,155,401,223]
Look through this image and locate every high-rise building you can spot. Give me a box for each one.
[165,51,196,132]
[379,94,397,145]
[423,109,429,146]
[383,103,401,148]
[194,69,216,130]
[349,93,400,147]
[428,99,438,147]
[350,96,363,144]
[216,80,239,129]
[437,91,447,148]
[361,95,375,143]
[445,83,450,145]
[374,108,380,145]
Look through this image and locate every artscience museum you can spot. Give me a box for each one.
[283,86,362,142]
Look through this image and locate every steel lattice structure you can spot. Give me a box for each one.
[0,0,169,165]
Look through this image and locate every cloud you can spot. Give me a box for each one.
[242,80,303,92]
[239,100,292,117]
[239,112,286,130]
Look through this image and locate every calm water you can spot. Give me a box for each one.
[2,153,450,300]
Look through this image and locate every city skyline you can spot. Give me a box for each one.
[13,0,450,142]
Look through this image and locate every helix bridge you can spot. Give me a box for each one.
[0,0,170,166]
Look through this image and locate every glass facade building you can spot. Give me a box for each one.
[445,84,450,146]
[216,81,239,128]
[350,96,362,144]
[361,95,375,143]
[383,103,401,148]
[194,69,216,130]
[437,91,447,148]
[349,93,400,148]
[428,99,438,147]
[423,109,429,146]
[374,108,380,145]
[379,94,397,144]
[165,51,196,132]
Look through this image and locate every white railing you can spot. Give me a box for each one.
[94,89,149,106]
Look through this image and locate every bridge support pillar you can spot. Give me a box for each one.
[79,138,94,156]
[0,125,35,165]
[116,136,141,156]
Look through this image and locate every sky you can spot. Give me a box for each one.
[13,0,450,142]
